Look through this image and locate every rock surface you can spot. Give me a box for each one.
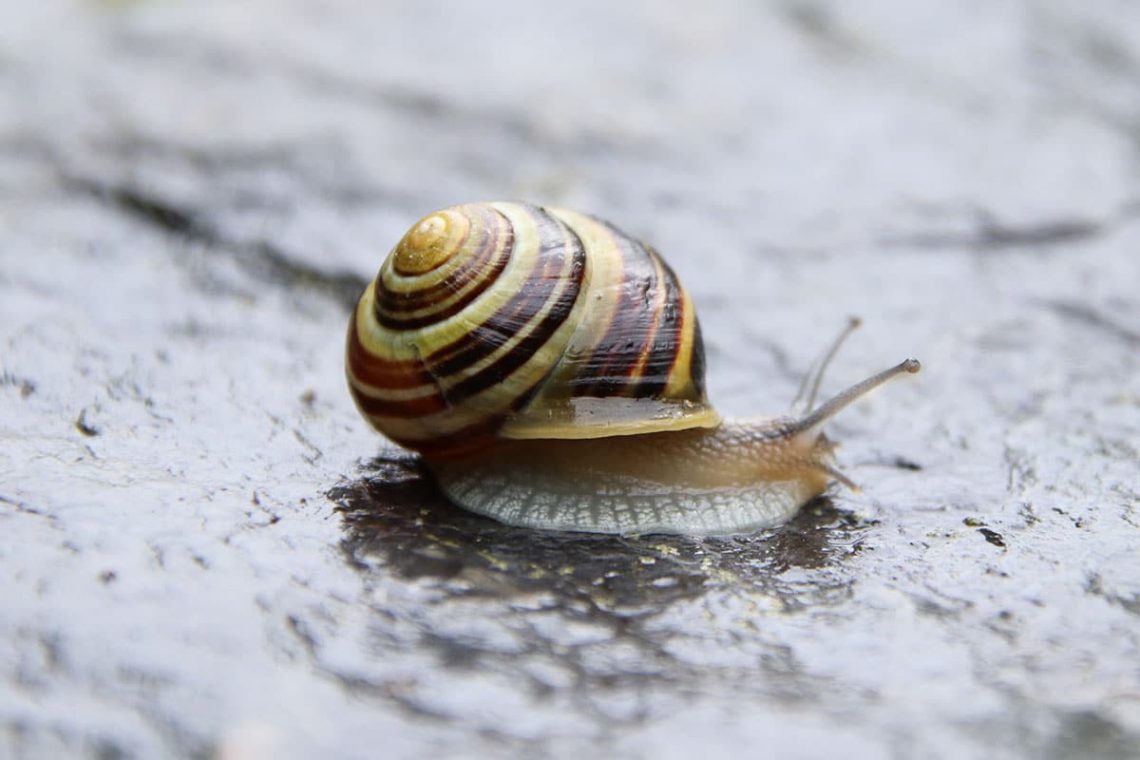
[2,1,1138,758]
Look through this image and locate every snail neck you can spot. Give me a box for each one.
[707,356,922,491]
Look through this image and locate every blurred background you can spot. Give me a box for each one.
[2,1,1138,758]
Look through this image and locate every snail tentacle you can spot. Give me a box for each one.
[793,315,862,414]
[784,358,922,439]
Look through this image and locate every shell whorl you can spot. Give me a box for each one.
[346,202,719,455]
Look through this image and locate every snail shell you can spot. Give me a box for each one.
[347,202,920,535]
[347,202,717,453]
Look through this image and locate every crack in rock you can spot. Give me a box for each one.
[880,204,1140,251]
[63,175,368,311]
[1040,299,1140,348]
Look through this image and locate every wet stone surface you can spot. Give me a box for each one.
[1,1,1138,758]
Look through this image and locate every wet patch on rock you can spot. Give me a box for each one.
[331,453,871,602]
[315,452,880,743]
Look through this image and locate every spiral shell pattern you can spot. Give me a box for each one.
[346,202,718,455]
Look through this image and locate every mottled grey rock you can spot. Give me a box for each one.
[1,1,1137,758]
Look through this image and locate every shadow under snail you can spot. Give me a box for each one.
[346,202,920,535]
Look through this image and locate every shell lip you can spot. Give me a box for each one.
[498,397,721,440]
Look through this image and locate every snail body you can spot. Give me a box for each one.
[347,202,919,535]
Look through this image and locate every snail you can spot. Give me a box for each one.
[346,202,920,535]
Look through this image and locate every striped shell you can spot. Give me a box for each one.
[346,202,720,455]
